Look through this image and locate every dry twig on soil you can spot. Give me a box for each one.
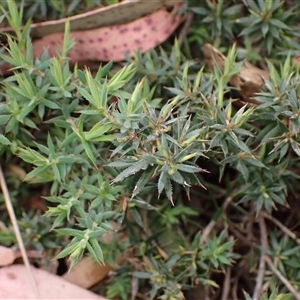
[221,236,234,300]
[264,256,300,300]
[200,195,233,244]
[178,11,194,47]
[261,211,300,245]
[253,215,268,299]
[0,165,41,299]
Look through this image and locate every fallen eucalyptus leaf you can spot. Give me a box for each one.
[0,264,106,299]
[0,0,182,38]
[1,3,184,75]
[33,4,184,63]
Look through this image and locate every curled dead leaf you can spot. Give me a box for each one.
[202,43,269,104]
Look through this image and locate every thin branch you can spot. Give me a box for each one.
[221,236,234,300]
[200,196,233,243]
[204,285,210,300]
[0,165,41,299]
[232,261,248,300]
[264,255,300,300]
[178,11,194,47]
[253,215,268,300]
[228,226,255,247]
[261,211,300,245]
[232,281,238,300]
[136,292,151,300]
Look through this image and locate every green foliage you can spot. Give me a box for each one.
[244,288,294,300]
[105,273,131,300]
[1,1,300,299]
[237,0,299,54]
[191,0,243,43]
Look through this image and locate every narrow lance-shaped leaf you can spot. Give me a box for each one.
[228,130,252,155]
[100,80,108,109]
[176,163,206,174]
[82,140,97,167]
[62,20,74,57]
[56,242,79,260]
[56,228,85,238]
[85,70,103,109]
[95,61,113,80]
[0,134,11,145]
[106,160,135,168]
[112,160,149,183]
[159,95,180,119]
[158,171,168,198]
[290,140,300,157]
[130,208,144,228]
[127,79,143,114]
[164,176,174,205]
[132,167,154,199]
[24,165,52,182]
[89,237,104,264]
[84,123,113,141]
[69,245,85,269]
[170,171,189,186]
[51,213,68,230]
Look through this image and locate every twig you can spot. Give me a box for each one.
[232,267,241,300]
[261,211,300,245]
[221,265,231,300]
[228,226,255,247]
[0,165,41,299]
[204,285,210,300]
[136,292,150,300]
[200,196,233,243]
[221,236,234,300]
[178,11,194,47]
[264,255,300,300]
[253,215,268,300]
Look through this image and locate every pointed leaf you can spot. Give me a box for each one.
[112,160,149,183]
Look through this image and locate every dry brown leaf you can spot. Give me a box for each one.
[25,195,47,212]
[0,264,107,299]
[0,221,9,232]
[7,164,27,181]
[63,255,124,289]
[63,221,126,289]
[0,245,16,266]
[0,246,44,267]
[202,43,269,104]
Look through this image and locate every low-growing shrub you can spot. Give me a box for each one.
[1,1,300,299]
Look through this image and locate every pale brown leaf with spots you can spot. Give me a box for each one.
[0,1,184,75]
[0,264,107,299]
[0,0,181,38]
